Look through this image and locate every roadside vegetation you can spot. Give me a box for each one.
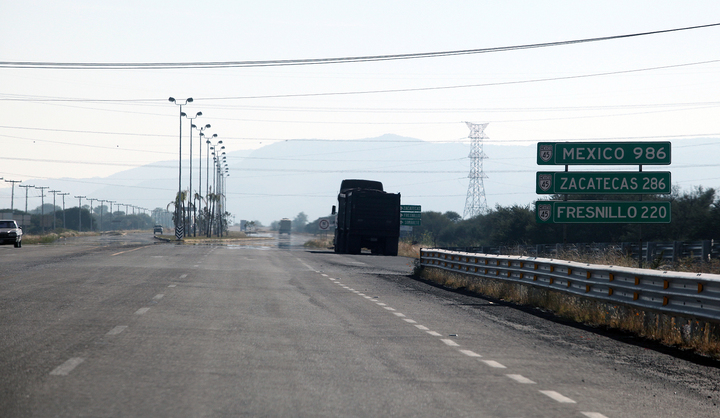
[409,187,720,247]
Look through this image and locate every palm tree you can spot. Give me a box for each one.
[167,190,188,239]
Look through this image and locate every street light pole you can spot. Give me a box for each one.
[75,196,86,232]
[184,112,203,237]
[169,97,193,240]
[193,124,211,237]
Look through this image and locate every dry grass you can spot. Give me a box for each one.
[304,237,334,249]
[398,241,421,258]
[419,266,720,359]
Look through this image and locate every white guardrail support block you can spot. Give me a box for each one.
[420,249,720,323]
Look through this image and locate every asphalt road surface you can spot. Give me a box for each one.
[1,232,719,417]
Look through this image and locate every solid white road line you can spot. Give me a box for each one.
[106,325,128,336]
[441,339,460,347]
[50,358,85,376]
[134,307,150,315]
[539,390,576,404]
[459,349,482,358]
[480,360,507,369]
[506,374,536,384]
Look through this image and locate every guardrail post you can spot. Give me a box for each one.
[672,241,682,263]
[702,240,712,262]
[646,242,656,264]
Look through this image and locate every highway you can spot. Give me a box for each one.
[1,233,719,417]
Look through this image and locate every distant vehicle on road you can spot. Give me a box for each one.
[0,219,23,248]
[153,225,163,234]
[333,179,400,256]
[278,218,292,235]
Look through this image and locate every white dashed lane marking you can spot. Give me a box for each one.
[481,360,507,369]
[134,307,150,315]
[506,374,535,384]
[581,413,609,418]
[168,284,176,288]
[441,339,459,347]
[153,294,164,300]
[539,390,576,404]
[315,265,608,418]
[50,357,85,376]
[106,325,128,336]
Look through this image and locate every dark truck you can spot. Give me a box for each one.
[332,179,400,256]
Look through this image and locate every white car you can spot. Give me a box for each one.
[0,220,22,248]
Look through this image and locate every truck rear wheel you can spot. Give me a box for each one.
[347,234,362,254]
[384,238,398,256]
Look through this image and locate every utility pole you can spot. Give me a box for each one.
[75,196,86,232]
[19,184,34,230]
[35,186,49,234]
[4,179,21,214]
[49,190,60,231]
[59,193,69,229]
[87,198,97,232]
[98,200,105,232]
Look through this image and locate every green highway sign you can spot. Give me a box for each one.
[401,205,421,212]
[536,171,671,195]
[400,212,422,219]
[537,142,671,165]
[535,201,671,224]
[401,219,422,226]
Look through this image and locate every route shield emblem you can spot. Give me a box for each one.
[538,174,552,192]
[537,204,551,222]
[539,144,553,162]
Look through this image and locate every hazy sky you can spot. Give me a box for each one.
[2,1,720,215]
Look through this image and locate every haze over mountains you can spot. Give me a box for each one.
[9,134,719,226]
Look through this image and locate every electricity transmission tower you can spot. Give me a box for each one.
[462,122,489,219]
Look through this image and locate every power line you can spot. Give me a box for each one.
[1,23,718,69]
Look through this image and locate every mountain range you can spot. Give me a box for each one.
[8,134,719,226]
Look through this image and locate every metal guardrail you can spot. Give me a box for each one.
[420,248,720,323]
[444,239,717,263]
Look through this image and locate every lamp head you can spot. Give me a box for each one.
[180,111,187,117]
[196,111,202,117]
[187,98,193,103]
[168,97,176,103]
[205,124,211,129]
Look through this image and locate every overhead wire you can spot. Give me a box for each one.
[1,22,718,69]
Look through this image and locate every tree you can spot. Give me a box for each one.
[293,212,308,233]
